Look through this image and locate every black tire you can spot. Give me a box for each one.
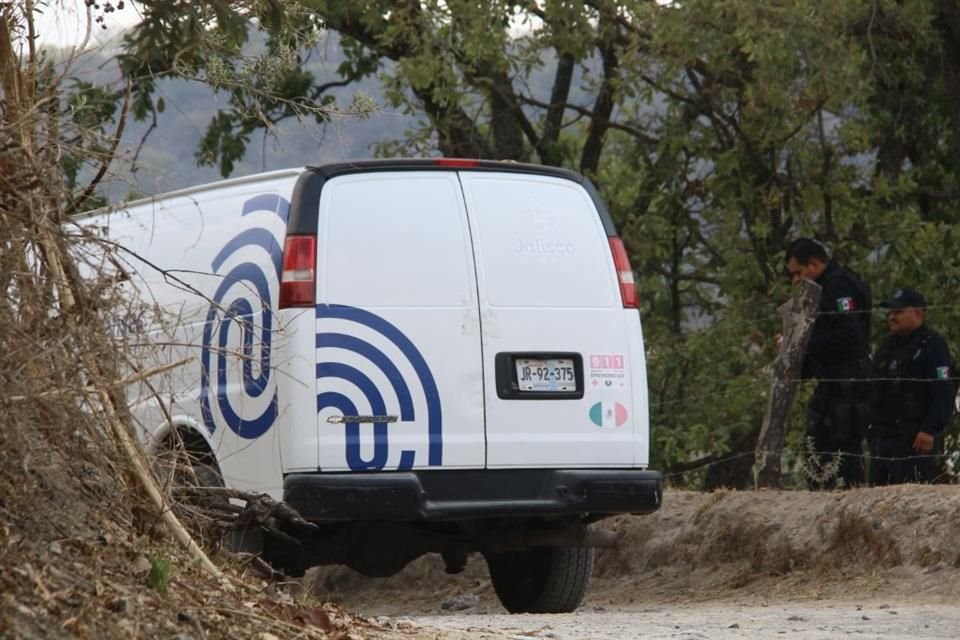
[184,461,263,555]
[156,446,262,554]
[484,546,594,614]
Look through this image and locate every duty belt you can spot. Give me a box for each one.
[869,419,919,436]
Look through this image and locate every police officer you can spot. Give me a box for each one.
[785,238,872,489]
[869,288,954,485]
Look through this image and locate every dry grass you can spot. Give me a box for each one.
[0,7,407,638]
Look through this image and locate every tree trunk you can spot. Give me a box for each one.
[536,51,575,166]
[753,279,821,488]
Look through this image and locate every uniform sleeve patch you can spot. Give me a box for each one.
[937,366,950,380]
[836,297,856,312]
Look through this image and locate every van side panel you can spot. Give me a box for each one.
[105,173,299,499]
[313,172,485,471]
[460,172,639,468]
[626,311,651,466]
[276,305,321,472]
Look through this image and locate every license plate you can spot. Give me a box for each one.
[515,358,577,392]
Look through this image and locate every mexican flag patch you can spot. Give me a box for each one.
[836,297,856,312]
[589,401,628,428]
[937,366,950,380]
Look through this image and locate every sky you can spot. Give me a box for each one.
[32,1,142,49]
[32,1,676,49]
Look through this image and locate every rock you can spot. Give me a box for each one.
[278,580,305,599]
[131,556,151,577]
[117,619,136,634]
[177,610,193,623]
[49,541,63,556]
[107,597,130,614]
[440,593,480,611]
[252,633,280,640]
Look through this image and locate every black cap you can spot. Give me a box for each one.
[880,287,926,310]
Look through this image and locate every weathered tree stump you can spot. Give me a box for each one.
[754,279,821,488]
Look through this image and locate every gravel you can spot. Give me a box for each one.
[405,601,960,639]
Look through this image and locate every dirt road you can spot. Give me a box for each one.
[325,567,960,640]
[399,601,960,639]
[309,487,960,640]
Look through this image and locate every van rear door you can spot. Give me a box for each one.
[313,171,485,472]
[460,171,639,468]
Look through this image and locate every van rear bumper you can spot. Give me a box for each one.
[283,469,662,522]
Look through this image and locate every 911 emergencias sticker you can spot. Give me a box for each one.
[588,354,626,389]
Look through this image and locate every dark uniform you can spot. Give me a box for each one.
[803,260,872,489]
[869,325,954,484]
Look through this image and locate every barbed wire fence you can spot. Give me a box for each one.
[651,295,960,489]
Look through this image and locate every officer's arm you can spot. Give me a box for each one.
[922,337,954,435]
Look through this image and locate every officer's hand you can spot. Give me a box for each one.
[913,431,935,454]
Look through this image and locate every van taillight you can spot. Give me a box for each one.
[609,237,638,308]
[279,234,316,309]
[434,158,479,168]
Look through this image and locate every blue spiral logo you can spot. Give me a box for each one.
[200,194,290,439]
[316,304,443,471]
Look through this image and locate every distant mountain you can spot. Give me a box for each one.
[66,29,592,204]
[67,32,417,203]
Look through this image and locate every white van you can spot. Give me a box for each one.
[85,159,661,613]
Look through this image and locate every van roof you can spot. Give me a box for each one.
[79,160,616,236]
[293,159,617,237]
[307,158,587,183]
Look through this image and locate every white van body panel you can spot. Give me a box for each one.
[93,170,301,499]
[85,161,656,508]
[313,171,485,471]
[626,310,651,466]
[459,172,639,468]
[275,308,318,472]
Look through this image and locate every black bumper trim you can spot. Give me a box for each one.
[284,469,662,522]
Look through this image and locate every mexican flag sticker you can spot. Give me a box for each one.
[836,297,856,312]
[589,401,628,428]
[937,366,950,380]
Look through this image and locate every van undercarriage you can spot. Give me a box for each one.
[260,469,661,604]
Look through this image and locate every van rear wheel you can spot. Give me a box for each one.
[155,444,262,554]
[484,546,594,614]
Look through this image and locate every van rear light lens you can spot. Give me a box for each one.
[609,237,638,308]
[279,234,316,308]
[434,158,479,168]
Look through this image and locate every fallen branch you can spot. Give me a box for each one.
[234,552,287,580]
[174,486,320,544]
[89,366,223,579]
[3,357,193,404]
